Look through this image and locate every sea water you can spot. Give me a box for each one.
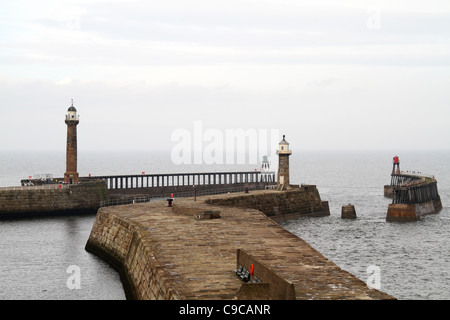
[0,149,448,299]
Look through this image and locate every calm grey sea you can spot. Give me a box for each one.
[0,149,449,300]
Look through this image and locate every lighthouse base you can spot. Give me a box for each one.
[64,172,79,184]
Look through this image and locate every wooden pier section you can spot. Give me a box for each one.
[385,172,442,222]
[392,180,440,205]
[389,173,423,188]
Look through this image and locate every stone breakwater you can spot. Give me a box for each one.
[85,190,395,300]
[204,185,330,222]
[0,181,109,219]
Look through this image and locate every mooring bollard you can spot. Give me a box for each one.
[167,193,174,207]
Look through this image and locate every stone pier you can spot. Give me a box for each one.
[85,190,394,300]
[0,181,109,219]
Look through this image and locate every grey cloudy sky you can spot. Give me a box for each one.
[1,0,449,153]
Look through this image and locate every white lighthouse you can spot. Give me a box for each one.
[276,135,292,190]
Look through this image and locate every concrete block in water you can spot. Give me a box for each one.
[341,204,357,219]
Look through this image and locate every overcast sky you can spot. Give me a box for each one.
[1,0,449,154]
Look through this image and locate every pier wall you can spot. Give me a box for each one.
[386,197,442,222]
[108,182,270,199]
[85,209,181,300]
[204,185,330,222]
[0,181,109,219]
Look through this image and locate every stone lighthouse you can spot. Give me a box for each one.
[276,135,292,190]
[64,100,80,184]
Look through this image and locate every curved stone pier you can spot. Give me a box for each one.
[86,190,395,300]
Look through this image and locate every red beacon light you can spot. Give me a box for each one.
[392,155,401,175]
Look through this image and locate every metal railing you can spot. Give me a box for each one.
[390,172,436,187]
[399,171,435,179]
[0,184,72,191]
